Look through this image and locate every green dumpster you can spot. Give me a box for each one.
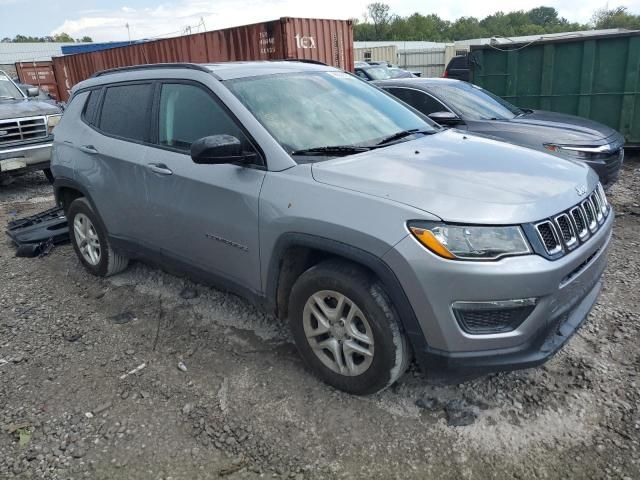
[470,31,640,146]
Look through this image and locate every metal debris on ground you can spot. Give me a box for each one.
[177,361,188,372]
[5,206,69,258]
[119,362,147,380]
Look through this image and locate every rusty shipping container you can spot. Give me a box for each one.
[14,61,61,100]
[52,17,353,101]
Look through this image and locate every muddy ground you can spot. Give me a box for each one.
[0,162,639,480]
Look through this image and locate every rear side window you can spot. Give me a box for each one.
[157,83,252,152]
[99,83,153,142]
[387,87,447,116]
[82,89,101,126]
[448,56,469,69]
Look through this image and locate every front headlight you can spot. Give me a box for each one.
[543,143,610,160]
[46,114,62,134]
[408,222,532,261]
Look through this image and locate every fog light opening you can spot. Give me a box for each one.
[452,298,538,335]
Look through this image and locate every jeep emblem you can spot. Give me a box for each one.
[575,185,587,196]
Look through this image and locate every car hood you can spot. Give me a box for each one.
[502,110,619,145]
[311,129,598,224]
[0,98,61,120]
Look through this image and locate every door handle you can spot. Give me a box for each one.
[78,144,98,154]
[147,163,173,175]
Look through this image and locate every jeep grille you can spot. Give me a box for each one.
[534,184,610,256]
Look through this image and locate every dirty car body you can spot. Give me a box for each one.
[51,62,612,392]
[0,71,62,181]
[376,78,625,189]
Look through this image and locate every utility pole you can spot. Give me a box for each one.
[125,23,131,43]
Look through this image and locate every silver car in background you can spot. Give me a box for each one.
[51,62,612,394]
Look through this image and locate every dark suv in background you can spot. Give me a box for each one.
[443,54,471,81]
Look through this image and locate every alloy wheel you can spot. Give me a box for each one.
[302,290,375,376]
[73,213,101,266]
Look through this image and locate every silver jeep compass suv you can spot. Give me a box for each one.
[51,62,613,395]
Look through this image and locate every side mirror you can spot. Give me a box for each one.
[428,111,462,126]
[190,135,254,165]
[26,87,39,97]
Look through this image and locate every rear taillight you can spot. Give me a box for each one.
[442,70,448,78]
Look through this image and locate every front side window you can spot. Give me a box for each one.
[428,82,523,120]
[387,87,447,116]
[99,83,153,141]
[225,71,436,156]
[158,83,251,153]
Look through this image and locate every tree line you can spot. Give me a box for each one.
[1,33,93,43]
[354,4,640,41]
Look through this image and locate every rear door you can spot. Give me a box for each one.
[80,82,155,242]
[142,81,266,294]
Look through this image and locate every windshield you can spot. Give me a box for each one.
[428,82,523,120]
[225,71,435,155]
[0,73,24,99]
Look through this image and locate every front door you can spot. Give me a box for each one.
[143,81,266,294]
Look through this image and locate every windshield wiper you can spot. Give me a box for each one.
[374,129,433,146]
[0,95,16,100]
[290,145,372,156]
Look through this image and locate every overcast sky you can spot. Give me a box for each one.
[1,0,638,42]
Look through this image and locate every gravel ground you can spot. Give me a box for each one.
[1,162,639,479]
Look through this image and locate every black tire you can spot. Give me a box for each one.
[43,168,54,184]
[288,260,411,395]
[67,197,128,277]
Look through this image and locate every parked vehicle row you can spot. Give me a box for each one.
[354,61,417,81]
[51,61,614,395]
[0,70,62,183]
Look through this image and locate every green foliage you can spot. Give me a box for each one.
[3,33,93,43]
[354,3,636,41]
[592,6,640,29]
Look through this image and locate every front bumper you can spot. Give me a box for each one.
[585,151,624,190]
[383,208,613,381]
[0,141,52,176]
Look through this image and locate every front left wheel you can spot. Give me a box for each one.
[67,197,129,277]
[288,260,411,395]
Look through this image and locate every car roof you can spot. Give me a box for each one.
[74,61,338,92]
[203,60,336,80]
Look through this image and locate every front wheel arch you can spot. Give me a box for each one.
[266,233,428,359]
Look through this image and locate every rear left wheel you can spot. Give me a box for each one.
[67,197,128,277]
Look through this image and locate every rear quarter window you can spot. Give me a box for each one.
[386,87,447,116]
[98,83,153,142]
[448,56,469,69]
[82,89,101,126]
